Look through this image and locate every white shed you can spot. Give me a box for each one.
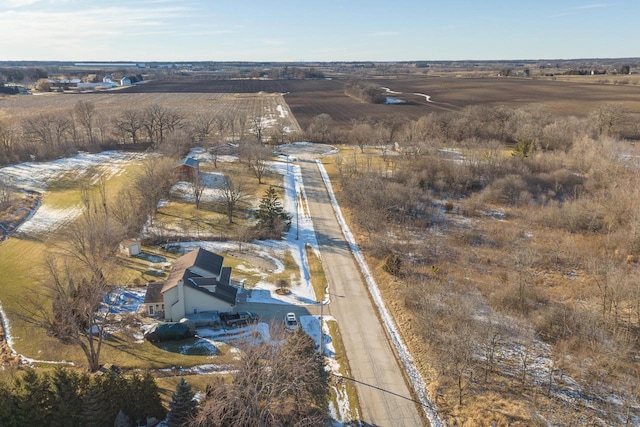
[120,77,131,86]
[119,239,141,256]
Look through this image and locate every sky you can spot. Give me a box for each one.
[0,0,637,62]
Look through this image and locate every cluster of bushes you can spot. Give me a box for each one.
[344,79,385,104]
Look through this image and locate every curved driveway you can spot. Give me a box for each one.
[299,160,426,427]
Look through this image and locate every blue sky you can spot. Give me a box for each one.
[0,0,637,61]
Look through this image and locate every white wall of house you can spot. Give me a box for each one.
[182,287,233,315]
[162,282,232,321]
[163,286,180,321]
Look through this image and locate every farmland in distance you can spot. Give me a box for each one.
[118,76,640,131]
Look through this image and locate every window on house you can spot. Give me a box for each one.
[149,305,154,315]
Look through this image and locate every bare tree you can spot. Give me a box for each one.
[0,119,16,163]
[307,113,333,142]
[250,115,266,142]
[589,103,625,138]
[0,176,14,208]
[73,100,97,147]
[270,119,288,145]
[219,174,247,224]
[113,109,144,144]
[21,189,124,372]
[134,157,178,220]
[193,327,328,426]
[239,141,270,184]
[143,104,183,146]
[189,170,206,210]
[22,113,72,159]
[191,113,216,144]
[348,122,374,153]
[224,111,238,142]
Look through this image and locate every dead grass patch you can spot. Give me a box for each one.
[326,319,361,423]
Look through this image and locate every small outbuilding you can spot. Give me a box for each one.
[119,239,141,256]
[120,77,131,86]
[177,157,200,180]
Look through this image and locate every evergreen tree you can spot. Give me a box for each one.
[12,369,50,426]
[255,186,292,236]
[139,371,166,423]
[48,367,87,427]
[82,377,112,427]
[99,369,127,423]
[167,378,197,427]
[122,372,165,426]
[0,379,16,427]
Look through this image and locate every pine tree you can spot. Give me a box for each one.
[255,186,291,236]
[140,371,166,422]
[12,369,50,426]
[167,378,197,427]
[0,379,16,427]
[124,372,165,425]
[48,367,87,427]
[82,378,111,427]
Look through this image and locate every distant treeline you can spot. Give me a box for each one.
[344,79,386,104]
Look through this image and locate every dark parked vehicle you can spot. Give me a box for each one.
[144,322,193,342]
[219,311,259,327]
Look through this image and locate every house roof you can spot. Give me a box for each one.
[181,157,199,169]
[144,282,164,304]
[161,248,225,293]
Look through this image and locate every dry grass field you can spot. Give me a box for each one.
[0,91,301,132]
[324,139,640,424]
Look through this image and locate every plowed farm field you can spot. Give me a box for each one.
[118,76,640,130]
[0,91,301,132]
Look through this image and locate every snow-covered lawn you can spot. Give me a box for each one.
[2,151,150,239]
[1,151,148,193]
[15,204,83,238]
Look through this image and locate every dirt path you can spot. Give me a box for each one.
[299,160,425,427]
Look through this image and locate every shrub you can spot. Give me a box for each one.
[382,253,402,276]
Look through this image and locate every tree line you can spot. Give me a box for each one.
[306,102,637,148]
[0,326,328,427]
[0,101,292,166]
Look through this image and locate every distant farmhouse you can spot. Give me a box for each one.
[77,76,116,90]
[143,248,238,321]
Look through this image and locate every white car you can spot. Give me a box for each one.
[285,312,298,331]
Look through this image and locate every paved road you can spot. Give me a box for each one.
[299,160,426,427]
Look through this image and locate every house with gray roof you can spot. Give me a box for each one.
[144,247,238,321]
